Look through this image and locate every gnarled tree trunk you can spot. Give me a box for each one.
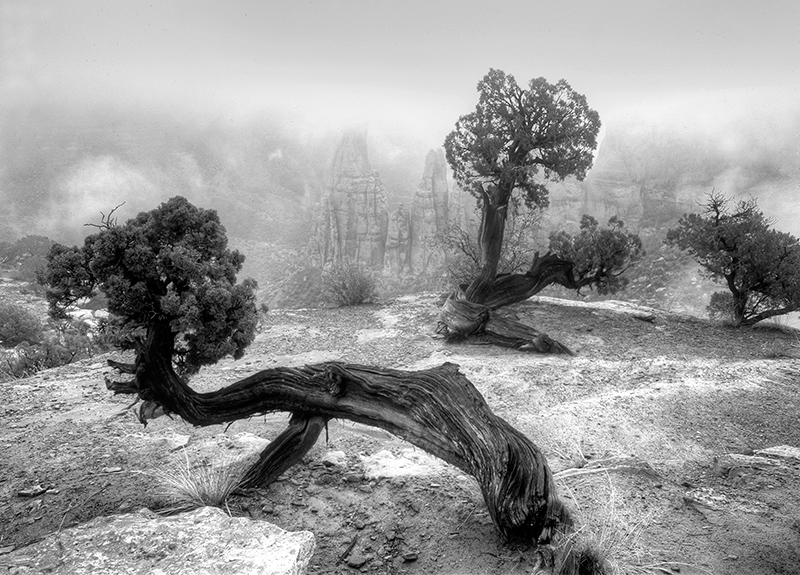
[106,321,571,544]
[440,251,597,354]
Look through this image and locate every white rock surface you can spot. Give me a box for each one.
[360,449,446,479]
[2,506,315,575]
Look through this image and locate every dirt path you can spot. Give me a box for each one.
[2,294,799,574]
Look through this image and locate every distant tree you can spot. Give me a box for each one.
[0,302,43,348]
[0,234,55,282]
[0,235,54,265]
[666,192,800,326]
[42,196,259,377]
[441,69,630,352]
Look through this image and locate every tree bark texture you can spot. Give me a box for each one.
[439,252,595,354]
[443,171,593,353]
[465,195,508,304]
[110,321,571,543]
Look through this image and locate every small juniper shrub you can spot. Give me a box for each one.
[0,303,117,381]
[321,261,378,306]
[0,302,43,348]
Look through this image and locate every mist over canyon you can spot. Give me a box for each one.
[2,98,799,317]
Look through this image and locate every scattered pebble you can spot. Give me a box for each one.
[17,485,47,497]
[346,553,368,568]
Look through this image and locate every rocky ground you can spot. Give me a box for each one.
[1,284,800,574]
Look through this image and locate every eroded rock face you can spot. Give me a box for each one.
[547,124,723,233]
[409,149,449,274]
[313,131,389,269]
[3,506,315,575]
[384,204,411,274]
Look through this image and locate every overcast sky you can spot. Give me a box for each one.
[3,0,799,145]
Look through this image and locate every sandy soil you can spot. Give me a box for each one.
[1,290,800,574]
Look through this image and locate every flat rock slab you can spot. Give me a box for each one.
[1,506,314,575]
[360,449,447,479]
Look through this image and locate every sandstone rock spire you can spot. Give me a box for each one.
[313,130,389,269]
[409,149,449,273]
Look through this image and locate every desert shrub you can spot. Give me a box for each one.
[667,192,800,326]
[0,302,43,348]
[0,315,119,381]
[0,235,54,283]
[321,261,378,306]
[1,338,75,380]
[549,215,644,295]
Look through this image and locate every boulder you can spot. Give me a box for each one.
[2,506,314,575]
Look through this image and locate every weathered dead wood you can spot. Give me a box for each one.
[484,253,594,310]
[111,322,571,543]
[439,285,574,355]
[239,412,328,488]
[107,359,136,374]
[437,252,596,353]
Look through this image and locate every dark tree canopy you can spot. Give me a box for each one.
[445,69,600,212]
[549,215,644,295]
[438,69,609,353]
[42,196,258,373]
[443,69,601,306]
[666,192,800,326]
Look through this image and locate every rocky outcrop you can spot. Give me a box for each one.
[311,140,457,278]
[409,149,449,274]
[384,205,411,274]
[3,506,315,575]
[312,131,389,269]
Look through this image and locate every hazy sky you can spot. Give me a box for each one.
[3,0,799,145]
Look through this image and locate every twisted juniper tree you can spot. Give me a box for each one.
[441,70,642,353]
[666,192,800,326]
[42,195,571,545]
[42,196,259,394]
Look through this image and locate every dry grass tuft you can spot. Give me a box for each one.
[149,449,244,514]
[551,474,710,575]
